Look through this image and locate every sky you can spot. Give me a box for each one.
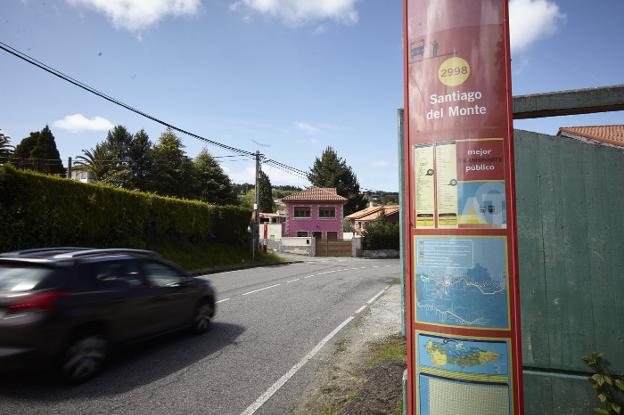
[1,0,623,191]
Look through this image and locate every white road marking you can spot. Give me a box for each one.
[359,266,367,269]
[241,284,281,296]
[286,279,300,283]
[366,289,386,304]
[304,274,315,279]
[216,298,230,304]
[355,305,367,314]
[240,316,355,415]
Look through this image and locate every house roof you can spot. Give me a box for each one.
[346,205,400,221]
[558,125,624,148]
[281,187,347,203]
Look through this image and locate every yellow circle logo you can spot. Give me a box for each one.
[438,57,471,87]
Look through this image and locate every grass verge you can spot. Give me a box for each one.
[151,240,287,273]
[366,336,407,367]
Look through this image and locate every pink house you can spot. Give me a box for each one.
[282,187,347,241]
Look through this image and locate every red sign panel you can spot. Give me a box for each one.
[403,1,523,414]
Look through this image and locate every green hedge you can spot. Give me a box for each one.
[362,220,400,250]
[0,166,251,255]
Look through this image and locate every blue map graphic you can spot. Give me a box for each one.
[415,237,509,329]
[417,334,509,376]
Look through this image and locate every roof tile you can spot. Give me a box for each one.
[558,125,624,148]
[282,187,347,203]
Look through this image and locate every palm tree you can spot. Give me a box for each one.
[74,143,111,181]
[0,131,13,163]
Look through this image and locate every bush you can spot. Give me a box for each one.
[362,220,400,250]
[0,166,251,263]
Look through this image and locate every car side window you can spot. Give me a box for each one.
[90,261,145,289]
[123,261,144,287]
[142,262,184,288]
[95,263,125,283]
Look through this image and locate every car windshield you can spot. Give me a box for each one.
[0,264,54,292]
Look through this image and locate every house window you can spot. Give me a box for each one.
[319,207,336,219]
[294,207,311,218]
[297,231,308,237]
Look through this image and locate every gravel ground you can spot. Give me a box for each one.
[292,283,405,415]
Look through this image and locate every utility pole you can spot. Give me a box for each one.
[253,150,261,261]
[67,156,72,179]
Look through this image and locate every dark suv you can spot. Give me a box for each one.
[0,247,216,383]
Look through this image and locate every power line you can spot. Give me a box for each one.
[263,160,309,181]
[0,40,310,182]
[0,41,255,158]
[263,158,308,177]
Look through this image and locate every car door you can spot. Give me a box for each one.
[140,260,197,331]
[87,260,155,341]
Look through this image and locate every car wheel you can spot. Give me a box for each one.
[60,334,108,383]
[191,301,213,335]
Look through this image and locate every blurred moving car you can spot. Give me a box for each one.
[0,247,216,383]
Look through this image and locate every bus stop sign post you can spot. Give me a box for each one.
[402,1,523,414]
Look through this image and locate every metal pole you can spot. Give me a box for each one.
[67,157,72,179]
[397,109,406,339]
[253,150,260,261]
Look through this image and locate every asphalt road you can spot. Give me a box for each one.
[0,255,401,415]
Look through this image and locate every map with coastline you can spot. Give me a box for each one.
[418,334,509,376]
[415,237,509,329]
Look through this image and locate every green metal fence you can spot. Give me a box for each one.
[515,129,624,414]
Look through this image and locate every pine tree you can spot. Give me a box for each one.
[193,149,238,205]
[151,129,189,197]
[308,146,366,215]
[104,125,133,162]
[11,133,37,169]
[99,126,133,188]
[11,126,64,175]
[258,170,274,213]
[128,129,153,190]
[0,132,13,162]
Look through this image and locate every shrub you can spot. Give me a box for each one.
[0,165,251,255]
[362,220,400,250]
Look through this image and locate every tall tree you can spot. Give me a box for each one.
[10,132,38,170]
[257,170,274,213]
[193,149,238,205]
[0,131,14,162]
[308,146,366,215]
[104,126,133,162]
[151,129,191,197]
[128,129,153,190]
[97,126,134,188]
[11,126,64,175]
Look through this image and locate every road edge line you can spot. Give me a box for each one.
[239,316,355,415]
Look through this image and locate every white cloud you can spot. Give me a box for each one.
[65,0,201,33]
[231,0,359,26]
[295,121,321,135]
[54,114,114,133]
[509,0,564,53]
